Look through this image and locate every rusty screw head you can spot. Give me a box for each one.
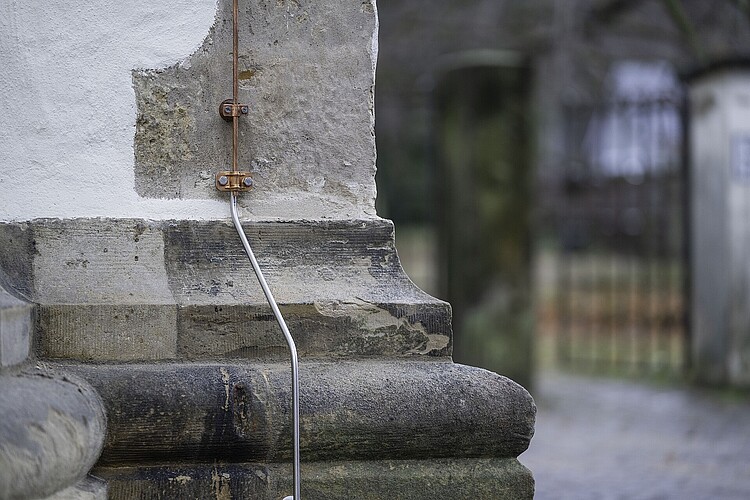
[218,175,229,186]
[242,177,254,188]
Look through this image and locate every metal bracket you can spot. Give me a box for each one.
[215,171,254,192]
[219,99,249,122]
[216,96,251,192]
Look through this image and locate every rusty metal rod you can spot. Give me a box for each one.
[232,0,239,173]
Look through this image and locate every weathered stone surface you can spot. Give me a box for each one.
[176,301,450,360]
[0,285,31,369]
[96,458,533,500]
[38,304,179,361]
[59,360,534,466]
[0,365,107,500]
[0,218,450,361]
[37,304,177,360]
[132,0,378,220]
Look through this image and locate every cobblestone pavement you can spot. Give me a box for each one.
[519,371,750,500]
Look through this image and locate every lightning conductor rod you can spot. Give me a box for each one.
[232,0,239,173]
[219,0,302,498]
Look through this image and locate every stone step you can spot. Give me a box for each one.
[0,218,451,362]
[35,300,450,362]
[96,458,534,500]
[56,359,535,466]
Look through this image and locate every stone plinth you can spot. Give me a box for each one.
[0,219,449,362]
[0,215,535,498]
[96,459,531,500]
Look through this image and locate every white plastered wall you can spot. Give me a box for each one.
[0,0,228,222]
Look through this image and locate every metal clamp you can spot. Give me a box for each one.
[215,171,254,192]
[219,99,249,122]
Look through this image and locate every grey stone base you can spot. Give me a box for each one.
[58,360,535,466]
[0,218,451,362]
[97,458,534,500]
[0,365,106,500]
[1,217,536,499]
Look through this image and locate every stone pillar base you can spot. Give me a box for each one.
[2,217,535,498]
[57,359,534,499]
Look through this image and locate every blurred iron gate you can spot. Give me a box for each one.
[553,96,688,375]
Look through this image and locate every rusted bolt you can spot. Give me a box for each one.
[242,177,254,187]
[218,175,229,186]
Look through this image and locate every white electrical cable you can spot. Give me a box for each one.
[230,193,301,500]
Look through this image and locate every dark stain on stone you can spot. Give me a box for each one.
[238,69,256,80]
[133,222,147,242]
[232,384,251,436]
[65,258,90,268]
[0,222,34,298]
